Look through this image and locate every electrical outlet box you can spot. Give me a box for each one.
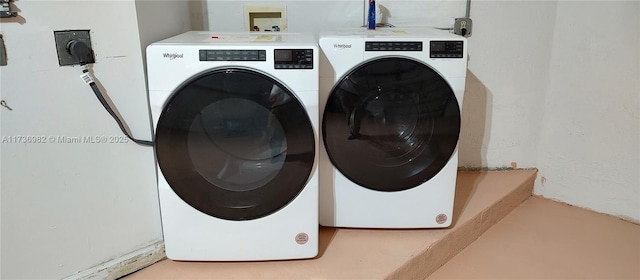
[244,5,286,32]
[54,30,95,66]
[0,0,18,18]
[454,18,472,37]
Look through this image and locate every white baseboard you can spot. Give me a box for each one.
[63,240,166,280]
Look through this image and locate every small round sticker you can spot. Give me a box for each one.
[436,214,448,224]
[295,233,309,245]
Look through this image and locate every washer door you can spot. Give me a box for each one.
[156,67,315,221]
[323,57,460,192]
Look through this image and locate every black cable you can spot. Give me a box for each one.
[85,69,153,146]
[69,40,153,146]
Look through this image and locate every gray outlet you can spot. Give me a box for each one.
[454,18,472,37]
[54,30,95,66]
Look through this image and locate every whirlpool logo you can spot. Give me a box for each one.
[333,43,352,49]
[162,53,184,60]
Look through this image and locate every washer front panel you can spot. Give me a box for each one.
[156,67,315,221]
[322,57,460,192]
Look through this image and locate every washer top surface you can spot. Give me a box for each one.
[146,31,319,92]
[151,31,317,47]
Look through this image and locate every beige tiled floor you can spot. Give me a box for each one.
[429,196,640,279]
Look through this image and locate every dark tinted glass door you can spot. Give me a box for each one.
[323,57,460,192]
[156,68,315,220]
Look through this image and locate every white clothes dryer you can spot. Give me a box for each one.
[319,28,467,228]
[146,32,319,261]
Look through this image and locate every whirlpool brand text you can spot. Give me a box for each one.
[163,53,184,60]
[333,44,352,49]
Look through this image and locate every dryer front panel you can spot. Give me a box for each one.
[155,67,315,221]
[323,57,460,192]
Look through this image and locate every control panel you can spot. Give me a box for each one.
[429,41,464,58]
[199,50,267,61]
[365,41,423,51]
[274,49,313,69]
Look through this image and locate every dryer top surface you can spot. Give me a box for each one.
[319,27,464,41]
[151,31,317,47]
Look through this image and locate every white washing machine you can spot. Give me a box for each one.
[318,28,467,228]
[146,31,319,261]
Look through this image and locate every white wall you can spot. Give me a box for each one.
[534,1,640,222]
[459,1,557,168]
[208,1,363,34]
[207,0,466,34]
[206,0,640,221]
[0,1,190,278]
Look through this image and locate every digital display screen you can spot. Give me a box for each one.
[431,42,446,52]
[274,50,292,62]
[429,41,464,58]
[273,49,313,69]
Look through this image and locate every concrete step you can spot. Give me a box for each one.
[124,170,537,279]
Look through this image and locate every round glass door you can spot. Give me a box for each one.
[156,67,315,220]
[323,57,460,192]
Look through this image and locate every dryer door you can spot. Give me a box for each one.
[156,68,315,221]
[323,57,460,192]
